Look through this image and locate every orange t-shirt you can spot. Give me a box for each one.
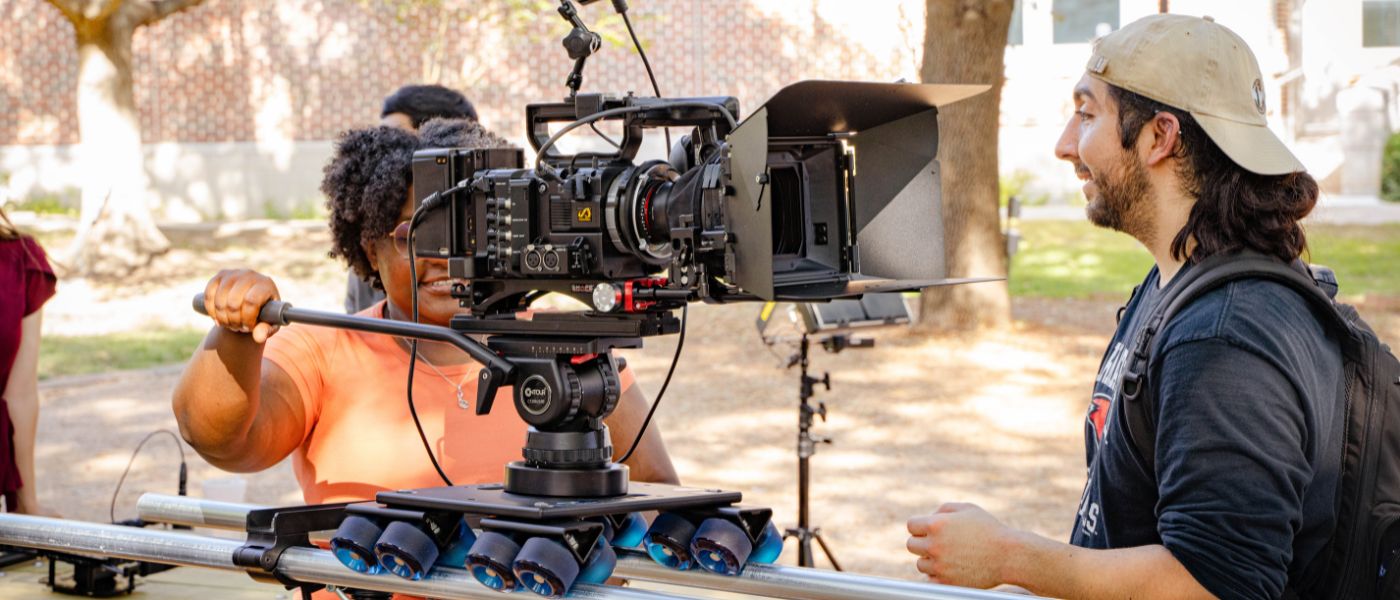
[262,302,633,505]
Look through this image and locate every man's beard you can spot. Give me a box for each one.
[1084,153,1154,242]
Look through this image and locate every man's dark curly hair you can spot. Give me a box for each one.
[321,118,512,290]
[1107,84,1319,264]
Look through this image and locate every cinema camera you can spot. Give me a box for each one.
[180,2,990,596]
[403,76,984,493]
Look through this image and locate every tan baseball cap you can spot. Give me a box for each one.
[1086,14,1306,175]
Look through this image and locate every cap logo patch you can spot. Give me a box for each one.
[1252,78,1266,114]
[1089,54,1108,74]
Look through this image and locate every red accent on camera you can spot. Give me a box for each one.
[623,277,669,313]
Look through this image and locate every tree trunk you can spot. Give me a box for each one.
[62,21,170,278]
[915,0,1013,332]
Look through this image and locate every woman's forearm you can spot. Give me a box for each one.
[8,389,38,506]
[5,312,43,507]
[171,327,268,464]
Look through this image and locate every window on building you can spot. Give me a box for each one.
[1009,0,1025,45]
[1053,0,1119,44]
[1364,0,1400,47]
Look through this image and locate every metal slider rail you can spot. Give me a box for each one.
[0,513,706,600]
[137,493,1032,600]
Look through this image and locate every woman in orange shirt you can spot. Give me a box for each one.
[172,119,678,504]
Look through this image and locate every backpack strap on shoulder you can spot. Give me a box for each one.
[1118,251,1353,474]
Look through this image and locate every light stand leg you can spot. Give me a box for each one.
[784,334,842,571]
[812,530,843,571]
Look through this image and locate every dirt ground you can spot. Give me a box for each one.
[29,224,1400,584]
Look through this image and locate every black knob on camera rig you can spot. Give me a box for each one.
[558,0,602,98]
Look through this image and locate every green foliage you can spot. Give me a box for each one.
[999,170,1049,208]
[1011,220,1400,298]
[11,193,79,217]
[262,199,325,221]
[38,328,206,380]
[1382,131,1400,203]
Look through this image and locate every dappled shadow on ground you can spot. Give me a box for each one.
[616,301,1109,578]
[35,368,304,527]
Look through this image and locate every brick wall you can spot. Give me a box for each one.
[1,0,927,147]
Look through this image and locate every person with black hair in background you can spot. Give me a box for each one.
[0,205,58,517]
[379,84,479,131]
[345,84,481,313]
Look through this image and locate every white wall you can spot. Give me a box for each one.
[1,140,333,222]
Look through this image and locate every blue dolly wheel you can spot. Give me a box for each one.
[467,531,522,592]
[374,520,440,580]
[513,537,581,598]
[437,518,478,568]
[576,536,618,585]
[690,518,754,576]
[611,512,647,549]
[329,515,384,575]
[643,512,697,570]
[749,521,783,565]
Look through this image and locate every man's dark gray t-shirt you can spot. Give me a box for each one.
[1071,262,1344,599]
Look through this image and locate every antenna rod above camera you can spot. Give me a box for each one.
[558,0,602,98]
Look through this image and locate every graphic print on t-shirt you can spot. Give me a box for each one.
[1088,340,1130,444]
[1073,271,1164,546]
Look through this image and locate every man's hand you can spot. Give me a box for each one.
[905,502,1016,589]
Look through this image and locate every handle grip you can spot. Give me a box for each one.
[192,293,292,326]
[191,293,514,403]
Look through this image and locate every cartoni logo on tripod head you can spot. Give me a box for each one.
[521,375,553,415]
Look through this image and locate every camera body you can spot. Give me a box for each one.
[412,81,983,321]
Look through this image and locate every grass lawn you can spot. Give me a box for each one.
[1011,221,1400,299]
[38,328,205,381]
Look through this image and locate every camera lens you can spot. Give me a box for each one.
[606,161,676,266]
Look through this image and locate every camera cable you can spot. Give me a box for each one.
[616,303,686,464]
[109,429,186,524]
[535,101,736,180]
[403,193,466,487]
[588,122,621,149]
[614,3,671,150]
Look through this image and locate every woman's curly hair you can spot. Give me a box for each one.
[321,119,513,290]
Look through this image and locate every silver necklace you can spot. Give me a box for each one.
[414,349,474,410]
[386,304,474,410]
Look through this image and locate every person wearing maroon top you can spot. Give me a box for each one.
[0,207,58,516]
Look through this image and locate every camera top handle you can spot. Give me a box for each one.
[526,95,739,167]
[190,294,516,416]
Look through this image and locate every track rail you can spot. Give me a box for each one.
[136,493,1029,600]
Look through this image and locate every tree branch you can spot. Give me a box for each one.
[127,0,207,28]
[44,0,87,25]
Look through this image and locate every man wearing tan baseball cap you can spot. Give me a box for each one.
[906,14,1344,600]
